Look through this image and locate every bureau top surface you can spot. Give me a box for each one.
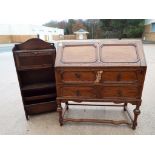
[55,40,146,67]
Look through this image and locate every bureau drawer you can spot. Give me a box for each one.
[101,71,138,83]
[60,70,138,84]
[61,71,96,82]
[101,86,140,98]
[14,50,55,69]
[61,86,96,98]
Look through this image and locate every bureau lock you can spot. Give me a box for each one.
[95,71,103,83]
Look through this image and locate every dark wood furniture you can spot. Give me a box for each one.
[55,40,147,129]
[13,38,57,119]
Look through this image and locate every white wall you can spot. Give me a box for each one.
[10,24,33,35]
[0,24,11,35]
[0,24,64,41]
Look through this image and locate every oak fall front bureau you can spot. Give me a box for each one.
[55,40,147,129]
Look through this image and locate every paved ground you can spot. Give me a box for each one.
[0,44,15,53]
[0,43,155,135]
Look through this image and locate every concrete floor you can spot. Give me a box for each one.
[0,44,155,135]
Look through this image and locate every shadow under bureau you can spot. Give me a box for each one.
[55,40,147,129]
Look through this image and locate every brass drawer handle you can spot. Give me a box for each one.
[117,90,122,97]
[75,73,81,79]
[76,90,80,96]
[95,71,103,83]
[116,73,121,81]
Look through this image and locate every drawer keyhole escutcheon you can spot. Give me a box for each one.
[95,71,103,83]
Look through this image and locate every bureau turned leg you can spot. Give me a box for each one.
[132,103,141,130]
[123,102,128,111]
[57,100,63,126]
